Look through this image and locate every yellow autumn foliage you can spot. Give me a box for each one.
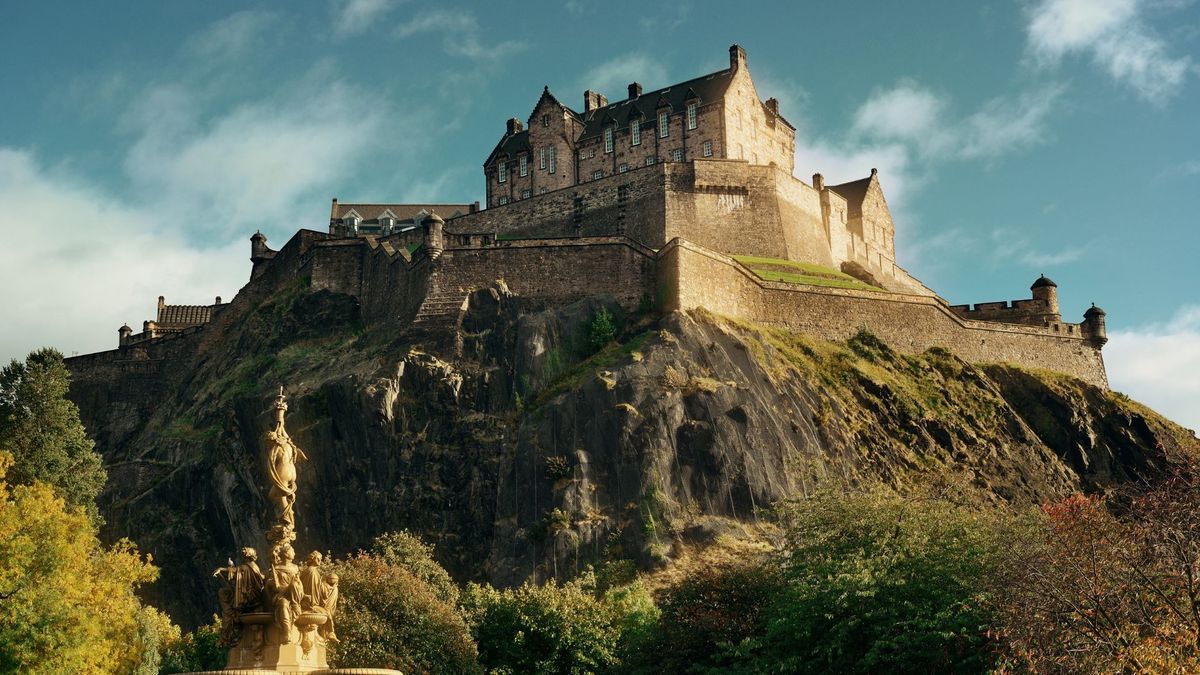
[0,451,158,674]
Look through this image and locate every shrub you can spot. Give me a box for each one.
[587,308,619,353]
[158,621,226,674]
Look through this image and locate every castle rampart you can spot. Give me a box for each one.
[658,239,1108,387]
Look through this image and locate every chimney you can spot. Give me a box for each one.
[584,90,608,113]
[628,82,642,99]
[158,296,165,311]
[470,201,480,214]
[812,173,824,191]
[729,44,747,70]
[765,98,779,115]
[506,118,523,135]
[215,296,222,305]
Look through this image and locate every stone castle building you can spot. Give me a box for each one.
[78,44,1109,387]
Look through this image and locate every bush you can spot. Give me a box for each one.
[587,308,619,353]
[328,549,479,674]
[158,621,226,674]
[461,573,656,675]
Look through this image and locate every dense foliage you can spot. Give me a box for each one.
[0,451,157,674]
[0,348,106,516]
[327,539,480,673]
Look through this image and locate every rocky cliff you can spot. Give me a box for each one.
[68,279,1199,629]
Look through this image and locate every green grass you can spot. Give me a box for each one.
[531,331,652,409]
[732,255,882,292]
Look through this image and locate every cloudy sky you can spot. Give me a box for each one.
[1,0,1197,429]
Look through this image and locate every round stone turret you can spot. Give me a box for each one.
[250,230,269,263]
[118,323,132,347]
[1030,274,1060,318]
[423,213,445,260]
[1083,303,1108,347]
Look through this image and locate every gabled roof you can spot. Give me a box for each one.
[578,67,736,140]
[828,170,880,211]
[157,304,215,327]
[332,203,472,222]
[526,86,582,126]
[484,129,532,168]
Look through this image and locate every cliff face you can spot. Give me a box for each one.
[68,280,1198,628]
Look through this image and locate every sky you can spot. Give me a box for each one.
[1,0,1197,429]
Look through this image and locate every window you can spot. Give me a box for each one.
[519,154,527,176]
[498,196,509,205]
[619,164,628,173]
[631,119,641,146]
[548,146,556,174]
[522,189,531,199]
[604,127,613,154]
[658,111,669,137]
[380,216,394,232]
[539,147,546,170]
[541,114,549,127]
[702,140,713,157]
[498,160,507,183]
[672,148,683,162]
[644,156,656,166]
[592,170,603,180]
[539,187,548,195]
[345,216,359,231]
[687,102,697,129]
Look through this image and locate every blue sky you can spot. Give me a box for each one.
[1,0,1198,428]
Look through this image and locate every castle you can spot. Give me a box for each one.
[75,44,1109,387]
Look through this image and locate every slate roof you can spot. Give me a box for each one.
[1031,275,1058,289]
[828,175,873,209]
[333,203,473,222]
[483,130,532,168]
[578,68,736,141]
[157,304,215,328]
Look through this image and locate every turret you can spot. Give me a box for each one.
[729,43,747,71]
[251,230,269,263]
[1083,304,1108,347]
[118,323,132,347]
[423,213,445,260]
[1030,274,1060,320]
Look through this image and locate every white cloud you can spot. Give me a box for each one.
[1025,0,1192,103]
[1107,306,1200,432]
[185,10,279,60]
[122,77,386,234]
[851,81,1063,161]
[0,149,247,363]
[333,0,400,37]
[989,228,1086,268]
[576,54,669,99]
[395,9,525,60]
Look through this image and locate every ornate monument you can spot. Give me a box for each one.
[191,388,400,674]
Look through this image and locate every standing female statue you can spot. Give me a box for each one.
[266,387,307,529]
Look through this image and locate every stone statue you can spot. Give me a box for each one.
[266,387,307,530]
[266,544,304,645]
[319,573,340,643]
[212,547,265,645]
[299,551,326,610]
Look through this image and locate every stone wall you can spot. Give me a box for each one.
[722,55,795,173]
[657,239,1109,388]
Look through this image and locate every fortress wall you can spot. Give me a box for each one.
[773,171,836,267]
[663,160,791,260]
[450,164,668,245]
[304,240,363,297]
[359,244,430,327]
[658,240,1108,387]
[434,238,657,309]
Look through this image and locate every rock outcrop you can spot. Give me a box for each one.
[68,281,1199,628]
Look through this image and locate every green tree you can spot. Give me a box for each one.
[587,308,618,353]
[461,572,655,675]
[760,486,1028,674]
[328,541,479,674]
[158,621,226,674]
[0,348,106,515]
[0,451,157,674]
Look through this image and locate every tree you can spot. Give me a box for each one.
[994,475,1200,672]
[0,348,106,515]
[328,538,479,674]
[0,451,157,674]
[158,621,226,674]
[759,486,1026,674]
[460,572,656,675]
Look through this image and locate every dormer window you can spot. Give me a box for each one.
[687,102,698,130]
[380,216,393,231]
[498,160,508,183]
[604,127,614,154]
[344,213,361,233]
[658,110,669,138]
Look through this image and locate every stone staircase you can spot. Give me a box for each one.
[411,290,468,333]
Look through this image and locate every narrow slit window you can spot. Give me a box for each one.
[658,110,669,137]
[548,147,556,174]
[539,147,546,170]
[604,127,614,153]
[631,119,641,146]
[687,102,697,129]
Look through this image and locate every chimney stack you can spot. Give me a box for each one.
[628,82,642,99]
[584,90,609,113]
[765,98,779,115]
[506,118,523,135]
[812,173,824,191]
[729,44,747,70]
